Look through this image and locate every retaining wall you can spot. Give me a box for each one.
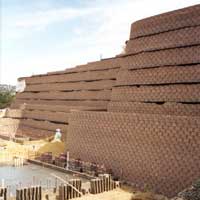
[67,111,200,197]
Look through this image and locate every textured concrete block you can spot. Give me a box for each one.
[24,69,119,84]
[121,46,200,70]
[11,99,109,110]
[130,4,200,39]
[22,110,69,123]
[116,65,200,86]
[20,119,68,132]
[25,80,115,92]
[16,125,54,139]
[111,84,200,102]
[108,102,200,116]
[17,90,111,101]
[126,26,200,55]
[67,111,200,197]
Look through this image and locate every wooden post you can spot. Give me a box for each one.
[73,180,77,198]
[90,179,95,194]
[0,188,7,200]
[52,174,82,197]
[99,179,103,193]
[16,189,22,200]
[77,180,82,197]
[98,175,103,192]
[23,188,27,200]
[27,187,30,200]
[106,174,111,191]
[69,179,81,198]
[16,186,42,200]
[31,187,34,200]
[58,179,82,199]
[96,179,100,194]
[72,180,75,198]
[59,186,64,200]
[96,174,119,193]
[64,185,68,200]
[34,187,38,200]
[16,189,19,200]
[38,186,42,200]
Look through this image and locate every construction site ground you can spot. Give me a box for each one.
[0,138,171,200]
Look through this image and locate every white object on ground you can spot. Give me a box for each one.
[53,129,62,142]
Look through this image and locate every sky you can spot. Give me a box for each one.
[1,0,200,85]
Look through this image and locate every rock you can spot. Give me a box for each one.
[171,179,200,200]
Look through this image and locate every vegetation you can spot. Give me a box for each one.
[0,91,15,109]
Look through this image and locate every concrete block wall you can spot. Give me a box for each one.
[67,111,200,197]
[0,4,199,197]
[108,4,200,116]
[1,58,120,140]
[0,118,20,138]
[66,4,200,197]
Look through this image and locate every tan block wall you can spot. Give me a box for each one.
[111,84,200,103]
[108,102,200,116]
[67,111,200,197]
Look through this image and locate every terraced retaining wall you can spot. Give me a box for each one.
[67,4,200,197]
[2,58,120,140]
[0,4,200,197]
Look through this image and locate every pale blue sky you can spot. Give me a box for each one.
[1,0,199,85]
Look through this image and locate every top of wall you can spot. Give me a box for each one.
[18,57,120,81]
[130,4,200,39]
